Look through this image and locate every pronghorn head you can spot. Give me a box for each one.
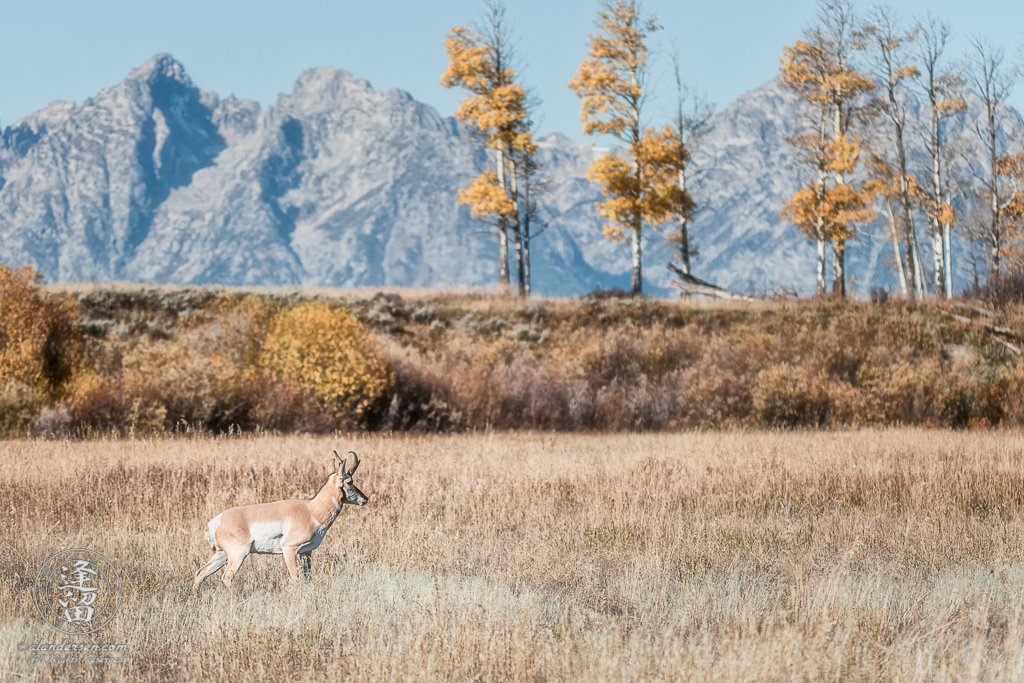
[332,450,368,506]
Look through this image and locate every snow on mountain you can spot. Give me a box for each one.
[0,54,1017,297]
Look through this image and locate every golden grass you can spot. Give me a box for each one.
[3,430,1024,680]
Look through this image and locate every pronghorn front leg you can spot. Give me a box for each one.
[283,546,300,585]
[298,552,312,581]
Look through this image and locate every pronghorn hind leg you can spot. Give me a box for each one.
[193,549,228,591]
[221,547,250,589]
[298,552,312,581]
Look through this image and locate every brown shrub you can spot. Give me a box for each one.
[0,265,80,395]
[752,363,831,427]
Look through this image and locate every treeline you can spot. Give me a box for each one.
[443,0,1024,299]
[4,266,1024,437]
[781,0,1023,300]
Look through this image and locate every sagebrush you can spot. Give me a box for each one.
[4,281,1024,434]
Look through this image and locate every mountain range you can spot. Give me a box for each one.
[0,54,1018,297]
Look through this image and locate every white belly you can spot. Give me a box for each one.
[249,521,292,554]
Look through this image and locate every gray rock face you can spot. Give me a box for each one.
[0,55,1017,296]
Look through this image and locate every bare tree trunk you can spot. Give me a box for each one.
[886,196,909,296]
[990,170,1001,278]
[943,222,953,297]
[930,226,945,297]
[895,128,925,297]
[524,232,531,297]
[991,231,1002,278]
[893,232,909,296]
[631,223,643,295]
[816,233,827,296]
[831,105,850,299]
[815,165,827,296]
[677,169,691,275]
[832,241,846,298]
[910,232,926,295]
[630,141,643,295]
[495,150,510,292]
[928,93,948,298]
[507,149,525,297]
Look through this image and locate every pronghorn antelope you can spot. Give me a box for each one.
[193,451,368,590]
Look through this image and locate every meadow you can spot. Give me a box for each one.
[3,430,1024,681]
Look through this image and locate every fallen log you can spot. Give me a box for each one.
[950,301,1000,319]
[667,263,756,301]
[933,308,1022,355]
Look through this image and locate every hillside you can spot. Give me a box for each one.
[4,273,1024,435]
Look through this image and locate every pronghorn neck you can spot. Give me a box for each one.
[308,476,344,527]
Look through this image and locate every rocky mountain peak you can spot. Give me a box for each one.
[0,54,1019,296]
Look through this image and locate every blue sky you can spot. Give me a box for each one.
[1,0,1021,142]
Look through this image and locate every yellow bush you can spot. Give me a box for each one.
[260,302,391,415]
[0,266,79,394]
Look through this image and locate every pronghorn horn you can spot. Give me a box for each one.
[332,450,343,471]
[347,451,360,474]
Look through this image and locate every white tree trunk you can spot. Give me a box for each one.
[631,225,643,295]
[943,223,953,298]
[495,150,510,292]
[816,235,827,296]
[931,223,945,298]
[890,214,909,297]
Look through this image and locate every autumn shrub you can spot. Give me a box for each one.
[65,374,126,433]
[14,286,1024,434]
[259,302,392,420]
[1000,362,1024,426]
[752,363,831,427]
[0,381,44,437]
[675,362,751,428]
[825,380,879,425]
[228,374,339,433]
[121,338,223,427]
[861,358,940,424]
[365,345,459,433]
[0,266,79,395]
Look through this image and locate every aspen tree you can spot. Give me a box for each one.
[569,0,666,295]
[915,15,965,298]
[779,0,874,297]
[442,2,538,296]
[964,38,1020,279]
[864,7,929,297]
[665,48,711,291]
[997,152,1024,269]
[864,155,920,295]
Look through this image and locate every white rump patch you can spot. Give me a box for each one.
[250,521,292,554]
[204,514,223,550]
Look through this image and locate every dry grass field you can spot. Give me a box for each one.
[3,430,1024,681]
